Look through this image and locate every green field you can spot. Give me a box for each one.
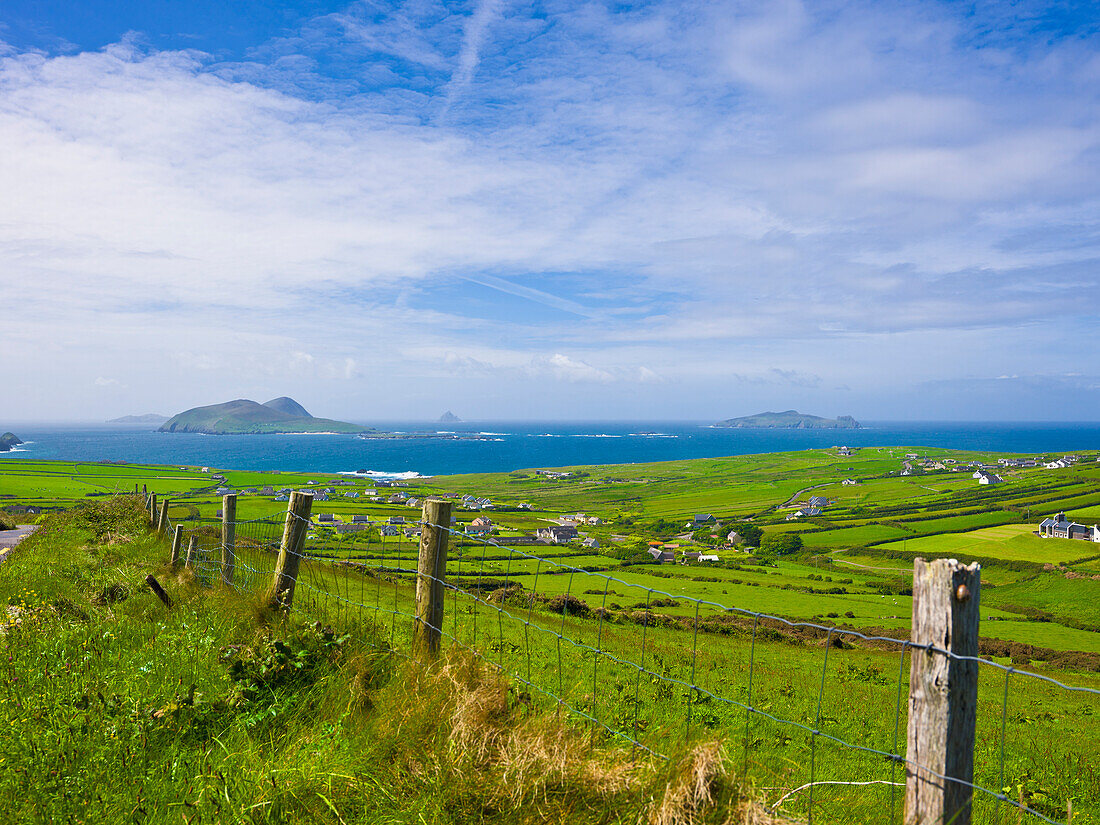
[3,451,1100,824]
[4,450,1100,663]
[877,525,1092,565]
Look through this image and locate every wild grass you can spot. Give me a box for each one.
[0,498,782,824]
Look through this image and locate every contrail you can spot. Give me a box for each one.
[439,0,503,120]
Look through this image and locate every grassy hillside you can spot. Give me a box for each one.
[0,499,763,824]
[159,398,369,434]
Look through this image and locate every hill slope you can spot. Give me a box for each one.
[263,396,312,417]
[714,410,861,429]
[158,398,369,434]
[107,414,169,424]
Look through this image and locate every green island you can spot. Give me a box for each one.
[0,432,23,452]
[713,410,862,429]
[1,447,1097,823]
[159,397,371,435]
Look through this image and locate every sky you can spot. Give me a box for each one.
[1,0,1099,422]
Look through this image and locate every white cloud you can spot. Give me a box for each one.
[1,0,1098,419]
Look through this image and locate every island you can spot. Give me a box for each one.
[158,398,372,435]
[0,432,23,452]
[713,410,861,429]
[107,414,169,424]
[438,410,462,424]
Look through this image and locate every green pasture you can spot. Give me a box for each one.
[204,526,1100,825]
[878,525,1091,565]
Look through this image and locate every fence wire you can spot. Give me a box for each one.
[146,493,1098,825]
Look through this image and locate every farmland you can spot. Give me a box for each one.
[3,446,1100,660]
[2,449,1100,824]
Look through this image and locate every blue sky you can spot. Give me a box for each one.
[1,0,1099,421]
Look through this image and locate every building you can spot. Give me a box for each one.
[647,548,675,563]
[351,514,371,523]
[581,537,599,549]
[1038,512,1099,541]
[318,514,335,523]
[693,514,716,525]
[976,471,1003,485]
[536,525,579,543]
[842,479,857,485]
[808,496,828,508]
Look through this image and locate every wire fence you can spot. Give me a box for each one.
[147,492,1098,825]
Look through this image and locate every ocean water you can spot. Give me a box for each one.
[2,421,1099,477]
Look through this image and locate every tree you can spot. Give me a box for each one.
[737,524,763,547]
[761,532,802,556]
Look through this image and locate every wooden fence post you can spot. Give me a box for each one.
[157,499,170,538]
[221,493,237,586]
[413,499,452,660]
[170,525,184,567]
[149,493,157,524]
[185,536,197,569]
[269,491,313,610]
[905,558,981,825]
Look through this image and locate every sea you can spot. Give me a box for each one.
[2,421,1099,478]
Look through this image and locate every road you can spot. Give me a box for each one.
[0,525,39,566]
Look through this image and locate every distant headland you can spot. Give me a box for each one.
[107,414,169,425]
[439,411,461,424]
[713,410,862,429]
[158,398,372,435]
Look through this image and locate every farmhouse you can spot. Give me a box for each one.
[536,525,579,543]
[1038,512,1100,542]
[808,496,828,508]
[647,548,675,563]
[976,471,1003,485]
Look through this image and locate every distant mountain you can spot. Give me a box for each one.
[159,398,371,435]
[438,410,462,423]
[714,410,862,429]
[0,432,22,452]
[263,397,311,418]
[107,414,169,424]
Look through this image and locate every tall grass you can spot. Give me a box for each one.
[0,499,775,824]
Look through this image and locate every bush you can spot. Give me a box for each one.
[761,532,802,555]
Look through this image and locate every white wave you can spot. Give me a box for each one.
[478,432,509,436]
[338,469,429,480]
[435,431,456,434]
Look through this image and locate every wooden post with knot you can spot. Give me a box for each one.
[269,491,313,610]
[413,498,452,660]
[221,493,237,586]
[905,558,981,825]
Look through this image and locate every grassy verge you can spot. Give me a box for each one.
[0,498,769,824]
